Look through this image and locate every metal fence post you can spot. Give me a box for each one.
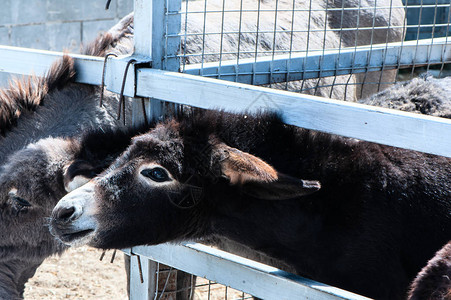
[130,0,183,299]
[133,0,181,122]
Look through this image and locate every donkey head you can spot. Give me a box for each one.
[0,137,95,255]
[0,123,141,255]
[50,118,320,249]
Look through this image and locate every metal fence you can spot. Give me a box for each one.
[170,0,451,98]
[1,0,451,299]
[124,244,370,299]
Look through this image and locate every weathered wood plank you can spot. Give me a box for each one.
[0,45,104,85]
[126,251,157,300]
[134,0,153,57]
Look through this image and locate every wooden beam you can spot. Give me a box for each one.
[0,45,104,85]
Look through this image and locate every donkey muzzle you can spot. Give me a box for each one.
[50,182,97,245]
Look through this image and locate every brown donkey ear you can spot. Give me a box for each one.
[216,143,321,200]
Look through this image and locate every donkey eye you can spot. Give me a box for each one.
[13,196,31,207]
[8,190,32,210]
[9,192,32,207]
[141,167,171,182]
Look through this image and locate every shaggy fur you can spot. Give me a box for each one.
[82,13,133,58]
[408,241,451,300]
[0,56,75,135]
[51,110,450,299]
[360,75,451,119]
[0,13,134,140]
[0,15,134,167]
[0,14,135,299]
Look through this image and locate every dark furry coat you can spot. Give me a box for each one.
[408,241,451,300]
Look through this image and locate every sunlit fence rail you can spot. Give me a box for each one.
[123,243,371,300]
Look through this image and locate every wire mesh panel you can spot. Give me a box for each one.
[170,0,407,100]
[157,0,451,102]
[144,262,253,300]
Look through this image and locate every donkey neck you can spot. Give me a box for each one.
[208,193,327,277]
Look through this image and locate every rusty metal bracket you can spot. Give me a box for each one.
[102,54,151,99]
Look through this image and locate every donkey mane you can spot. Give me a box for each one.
[82,14,134,57]
[0,56,75,135]
[73,122,154,169]
[172,109,358,163]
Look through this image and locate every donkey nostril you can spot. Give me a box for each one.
[57,206,77,222]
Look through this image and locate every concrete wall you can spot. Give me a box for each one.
[0,0,133,86]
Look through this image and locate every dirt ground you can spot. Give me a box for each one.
[24,246,128,300]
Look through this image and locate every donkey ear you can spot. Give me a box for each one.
[216,143,320,200]
[218,145,278,185]
[63,160,97,192]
